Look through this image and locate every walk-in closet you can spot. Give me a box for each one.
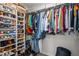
[0,3,79,56]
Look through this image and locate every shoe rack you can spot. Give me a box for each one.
[0,3,26,56]
[0,3,17,56]
[16,4,26,56]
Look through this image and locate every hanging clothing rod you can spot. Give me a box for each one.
[36,3,67,13]
[26,3,78,14]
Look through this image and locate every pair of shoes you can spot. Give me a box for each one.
[31,50,38,56]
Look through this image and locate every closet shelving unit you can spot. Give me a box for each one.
[0,3,26,56]
[16,5,26,56]
[0,3,17,56]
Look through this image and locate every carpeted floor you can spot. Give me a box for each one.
[36,53,48,56]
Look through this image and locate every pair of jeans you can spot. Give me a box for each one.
[31,37,40,53]
[31,13,40,53]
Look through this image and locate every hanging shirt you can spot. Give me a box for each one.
[28,15,32,28]
[40,12,44,32]
[68,5,71,32]
[58,8,61,32]
[47,10,52,23]
[36,13,41,39]
[40,11,47,32]
[68,4,74,33]
[59,7,63,32]
[65,7,69,31]
[32,13,37,33]
[70,4,74,29]
[75,4,79,31]
[49,9,53,33]
[44,12,49,31]
[40,11,49,32]
[74,4,77,32]
[78,9,79,32]
[62,5,66,32]
[54,8,59,33]
[47,10,52,33]
[26,14,33,35]
[51,9,55,32]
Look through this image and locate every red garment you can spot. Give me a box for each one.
[26,27,33,35]
[56,9,59,33]
[62,6,66,32]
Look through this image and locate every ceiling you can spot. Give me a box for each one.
[21,3,62,12]
[21,3,45,9]
[21,3,46,12]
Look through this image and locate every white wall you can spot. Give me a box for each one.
[25,3,79,56]
[42,33,79,56]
